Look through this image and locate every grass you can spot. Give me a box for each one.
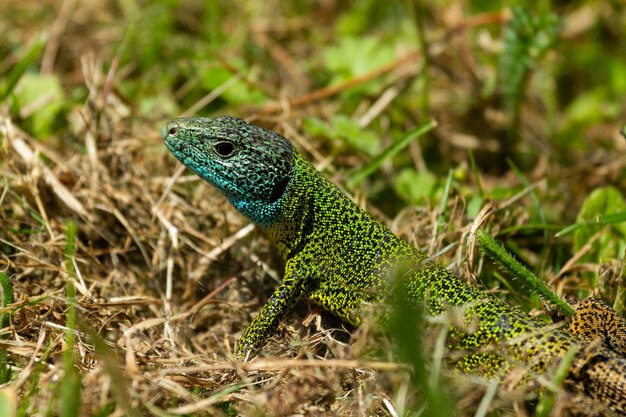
[1,1,626,416]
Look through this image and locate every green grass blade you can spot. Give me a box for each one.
[388,268,453,417]
[79,323,139,417]
[476,229,575,316]
[436,169,454,233]
[556,211,626,237]
[467,149,484,199]
[17,342,56,417]
[0,34,47,102]
[498,223,562,234]
[346,119,437,189]
[403,0,430,115]
[0,273,12,328]
[507,158,548,242]
[60,372,80,417]
[534,345,578,417]
[0,272,13,384]
[90,402,117,417]
[0,388,16,417]
[61,221,80,417]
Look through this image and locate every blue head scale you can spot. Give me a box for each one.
[162,116,294,226]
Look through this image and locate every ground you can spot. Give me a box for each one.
[1,1,626,416]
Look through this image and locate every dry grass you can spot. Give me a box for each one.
[1,1,626,416]
[0,121,425,415]
[0,105,455,416]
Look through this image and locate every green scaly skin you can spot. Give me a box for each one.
[163,116,626,415]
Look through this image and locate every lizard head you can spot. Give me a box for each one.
[162,116,295,227]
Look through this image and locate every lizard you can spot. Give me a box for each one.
[162,116,626,415]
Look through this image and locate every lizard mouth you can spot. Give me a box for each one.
[163,139,186,159]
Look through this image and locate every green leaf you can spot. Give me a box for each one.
[393,169,437,205]
[557,212,626,237]
[0,273,13,384]
[0,273,13,330]
[486,186,518,201]
[301,117,329,137]
[14,73,65,137]
[572,186,626,284]
[303,115,379,156]
[197,61,266,105]
[323,36,395,92]
[609,58,626,96]
[332,115,379,155]
[466,196,483,220]
[563,88,618,128]
[0,388,16,417]
[335,1,403,36]
[138,94,179,119]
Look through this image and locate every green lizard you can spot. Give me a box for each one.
[163,116,626,415]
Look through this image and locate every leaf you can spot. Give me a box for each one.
[393,168,437,205]
[302,115,380,156]
[14,73,65,138]
[572,186,626,284]
[331,115,380,155]
[498,7,560,120]
[466,196,483,220]
[0,388,16,417]
[563,88,618,128]
[0,272,13,384]
[198,61,266,105]
[138,94,178,118]
[323,36,395,93]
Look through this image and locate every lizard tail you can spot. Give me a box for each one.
[569,346,626,416]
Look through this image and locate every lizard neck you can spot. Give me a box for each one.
[264,152,318,260]
[264,151,414,266]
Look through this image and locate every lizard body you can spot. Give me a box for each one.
[163,116,626,415]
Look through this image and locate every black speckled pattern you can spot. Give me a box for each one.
[163,116,626,415]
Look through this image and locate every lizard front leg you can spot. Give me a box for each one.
[236,261,311,359]
[308,280,378,327]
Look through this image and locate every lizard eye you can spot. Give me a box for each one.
[214,141,235,158]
